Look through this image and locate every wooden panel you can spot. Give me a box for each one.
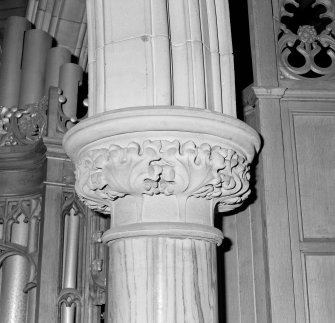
[256,98,296,323]
[305,255,335,323]
[247,0,278,86]
[282,101,335,323]
[293,114,335,238]
[36,186,63,322]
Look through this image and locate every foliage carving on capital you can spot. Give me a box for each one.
[75,140,251,214]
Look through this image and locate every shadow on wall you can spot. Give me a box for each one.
[215,207,232,323]
[228,0,254,120]
[215,143,262,322]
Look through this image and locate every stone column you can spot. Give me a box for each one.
[64,1,260,322]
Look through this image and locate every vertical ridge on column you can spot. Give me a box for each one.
[78,30,89,70]
[95,0,106,114]
[34,0,52,31]
[149,0,172,106]
[215,0,236,116]
[86,0,97,116]
[26,0,39,22]
[188,0,206,109]
[74,9,88,58]
[149,0,157,106]
[48,0,63,36]
[169,0,206,109]
[200,0,222,112]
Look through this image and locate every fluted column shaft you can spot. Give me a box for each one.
[87,0,235,115]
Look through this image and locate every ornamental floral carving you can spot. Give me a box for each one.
[0,97,48,146]
[75,140,251,214]
[278,0,335,79]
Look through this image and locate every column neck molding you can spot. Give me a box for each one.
[102,222,223,246]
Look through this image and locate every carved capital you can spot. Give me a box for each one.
[64,107,260,233]
[76,140,251,214]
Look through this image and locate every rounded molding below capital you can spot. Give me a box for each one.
[102,222,224,246]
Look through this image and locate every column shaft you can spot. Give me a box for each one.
[87,0,235,115]
[65,1,261,323]
[108,237,218,323]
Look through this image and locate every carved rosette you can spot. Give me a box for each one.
[76,140,251,214]
[279,0,335,79]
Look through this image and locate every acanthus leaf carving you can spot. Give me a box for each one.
[75,140,251,214]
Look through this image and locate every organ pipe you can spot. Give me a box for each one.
[19,29,52,106]
[59,63,83,120]
[0,17,31,107]
[61,208,81,323]
[44,47,72,95]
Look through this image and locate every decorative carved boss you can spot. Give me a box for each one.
[279,0,335,79]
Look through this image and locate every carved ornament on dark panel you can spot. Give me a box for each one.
[279,0,335,79]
